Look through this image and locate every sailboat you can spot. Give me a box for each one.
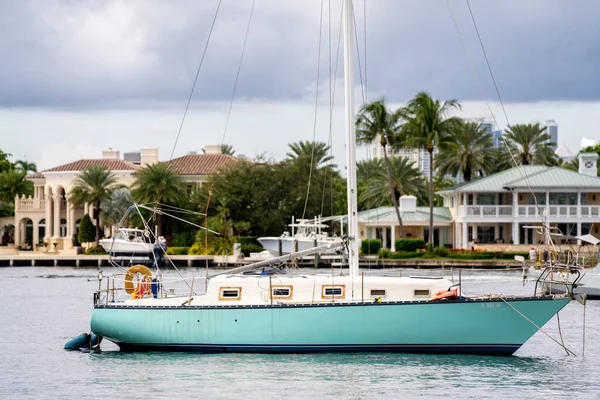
[90,1,572,355]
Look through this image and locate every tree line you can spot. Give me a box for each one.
[2,91,593,251]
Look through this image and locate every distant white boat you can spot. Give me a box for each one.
[257,216,342,256]
[525,233,600,299]
[100,228,165,260]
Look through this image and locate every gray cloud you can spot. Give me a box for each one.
[1,0,599,108]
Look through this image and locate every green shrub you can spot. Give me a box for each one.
[361,239,382,255]
[240,243,263,256]
[433,246,450,257]
[78,214,96,244]
[395,238,426,252]
[234,236,261,246]
[496,251,530,260]
[188,237,232,255]
[388,251,425,259]
[85,245,106,255]
[166,247,190,255]
[171,231,195,247]
[378,249,392,258]
[447,251,494,260]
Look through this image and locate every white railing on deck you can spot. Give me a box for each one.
[581,206,600,217]
[465,205,512,217]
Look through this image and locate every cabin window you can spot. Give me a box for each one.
[370,289,386,297]
[219,287,242,301]
[321,285,345,299]
[414,289,430,298]
[271,286,293,299]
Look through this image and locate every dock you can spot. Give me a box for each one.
[0,253,521,269]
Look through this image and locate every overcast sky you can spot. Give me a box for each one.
[1,0,600,170]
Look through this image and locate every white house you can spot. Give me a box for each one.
[357,195,454,251]
[438,153,600,249]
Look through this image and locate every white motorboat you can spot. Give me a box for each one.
[258,216,342,255]
[100,228,165,260]
[524,233,600,299]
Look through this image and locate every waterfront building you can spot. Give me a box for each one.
[439,153,600,249]
[12,147,235,252]
[357,195,453,250]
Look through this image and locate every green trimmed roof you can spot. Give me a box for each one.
[438,165,600,193]
[357,206,452,224]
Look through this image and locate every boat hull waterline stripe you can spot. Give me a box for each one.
[113,342,521,355]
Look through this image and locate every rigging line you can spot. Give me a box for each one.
[321,0,333,217]
[169,0,222,161]
[465,0,510,127]
[220,0,256,147]
[301,0,325,221]
[136,204,219,235]
[445,0,545,222]
[363,0,367,102]
[323,0,345,217]
[133,203,193,290]
[321,0,342,216]
[464,0,548,222]
[351,2,367,106]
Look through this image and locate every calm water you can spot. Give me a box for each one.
[1,266,599,399]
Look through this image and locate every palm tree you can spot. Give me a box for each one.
[435,121,496,182]
[131,163,185,237]
[355,100,407,237]
[503,123,557,166]
[15,160,37,174]
[69,166,120,244]
[0,169,32,204]
[400,91,462,250]
[357,157,426,209]
[285,141,335,169]
[221,144,235,156]
[100,188,133,236]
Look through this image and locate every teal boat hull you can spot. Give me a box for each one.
[91,297,570,355]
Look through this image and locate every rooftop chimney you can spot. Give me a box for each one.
[399,195,417,213]
[578,152,598,177]
[140,148,159,166]
[204,145,223,155]
[102,148,120,160]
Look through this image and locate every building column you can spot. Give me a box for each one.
[53,194,61,238]
[577,190,581,217]
[14,219,21,247]
[32,220,39,249]
[44,189,53,242]
[512,191,518,217]
[64,200,75,249]
[512,222,519,245]
[390,225,396,252]
[382,227,388,249]
[577,223,582,246]
[462,222,468,249]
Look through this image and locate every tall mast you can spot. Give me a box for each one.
[343,0,359,276]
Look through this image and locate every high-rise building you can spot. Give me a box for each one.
[540,120,558,150]
[492,130,503,148]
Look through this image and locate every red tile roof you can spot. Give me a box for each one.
[165,154,237,175]
[43,159,140,173]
